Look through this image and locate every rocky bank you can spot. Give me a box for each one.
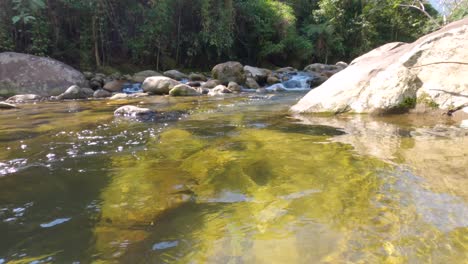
[291,18,468,118]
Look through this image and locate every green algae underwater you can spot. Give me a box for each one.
[0,94,467,263]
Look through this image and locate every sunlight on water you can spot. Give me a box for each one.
[0,94,466,263]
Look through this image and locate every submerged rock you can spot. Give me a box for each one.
[142,76,180,95]
[212,61,246,85]
[0,52,87,96]
[114,105,155,118]
[0,102,17,109]
[6,94,42,103]
[292,18,468,115]
[169,84,201,96]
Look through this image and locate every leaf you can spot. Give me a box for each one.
[24,16,36,24]
[31,0,46,9]
[12,16,21,24]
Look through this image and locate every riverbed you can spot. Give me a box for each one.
[0,93,466,263]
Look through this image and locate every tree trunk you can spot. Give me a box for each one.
[175,3,182,65]
[92,16,101,67]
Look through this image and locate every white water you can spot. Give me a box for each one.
[265,71,314,92]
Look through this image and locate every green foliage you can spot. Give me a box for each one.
[0,0,446,69]
[0,22,14,52]
[398,97,417,109]
[11,0,45,25]
[448,0,468,21]
[28,16,50,56]
[200,0,234,57]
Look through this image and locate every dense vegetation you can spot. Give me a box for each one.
[0,0,466,71]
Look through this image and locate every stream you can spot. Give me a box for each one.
[0,93,467,263]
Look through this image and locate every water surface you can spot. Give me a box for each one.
[0,94,466,263]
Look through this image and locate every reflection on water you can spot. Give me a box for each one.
[0,94,466,263]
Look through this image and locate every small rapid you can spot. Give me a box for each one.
[121,72,316,94]
[265,71,315,92]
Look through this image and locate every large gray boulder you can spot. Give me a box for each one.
[291,18,468,115]
[212,61,246,85]
[0,52,87,96]
[142,76,180,95]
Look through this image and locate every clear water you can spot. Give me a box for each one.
[0,94,466,263]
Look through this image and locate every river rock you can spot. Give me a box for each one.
[336,61,348,69]
[114,105,155,118]
[267,75,280,85]
[189,73,207,82]
[244,66,271,84]
[110,93,129,100]
[202,79,221,89]
[103,80,126,92]
[256,88,268,94]
[83,72,94,80]
[169,84,201,96]
[56,85,93,100]
[208,85,232,96]
[0,102,17,109]
[212,61,246,85]
[142,76,180,95]
[94,89,112,98]
[304,63,342,74]
[187,81,201,87]
[245,77,260,89]
[6,94,42,103]
[292,18,468,115]
[90,79,103,90]
[308,73,329,88]
[164,70,188,80]
[0,52,87,96]
[197,87,210,95]
[276,67,297,74]
[132,70,162,83]
[228,82,242,93]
